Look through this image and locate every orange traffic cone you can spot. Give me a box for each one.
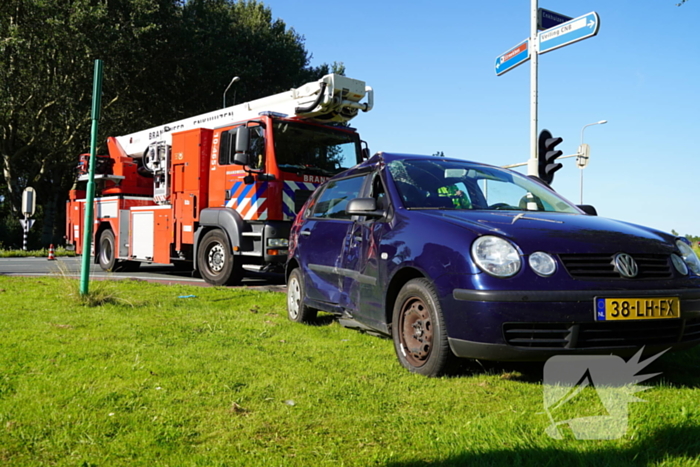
[47,244,56,261]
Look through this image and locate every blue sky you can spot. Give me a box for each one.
[260,0,699,236]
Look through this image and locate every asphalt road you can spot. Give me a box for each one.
[0,256,286,292]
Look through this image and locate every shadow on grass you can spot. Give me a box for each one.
[445,346,700,387]
[386,424,700,467]
[447,359,545,381]
[647,346,700,388]
[312,314,336,327]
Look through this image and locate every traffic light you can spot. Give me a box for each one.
[537,129,563,185]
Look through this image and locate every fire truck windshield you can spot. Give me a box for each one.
[273,121,361,176]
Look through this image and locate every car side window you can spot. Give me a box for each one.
[311,175,367,219]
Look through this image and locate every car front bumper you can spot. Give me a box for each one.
[445,287,700,361]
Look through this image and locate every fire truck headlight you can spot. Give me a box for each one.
[267,238,289,256]
[267,238,289,248]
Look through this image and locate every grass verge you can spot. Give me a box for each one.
[0,246,76,258]
[1,276,699,466]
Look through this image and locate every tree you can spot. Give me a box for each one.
[671,230,700,244]
[0,0,334,248]
[1,0,98,245]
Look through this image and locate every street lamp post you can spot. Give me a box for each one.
[223,76,240,108]
[578,120,607,204]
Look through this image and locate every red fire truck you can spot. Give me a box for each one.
[66,74,373,285]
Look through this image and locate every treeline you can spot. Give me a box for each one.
[672,231,700,245]
[0,0,335,249]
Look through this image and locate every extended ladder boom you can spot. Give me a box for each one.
[116,74,373,158]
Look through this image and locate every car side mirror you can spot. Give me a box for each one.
[347,198,385,217]
[577,204,598,216]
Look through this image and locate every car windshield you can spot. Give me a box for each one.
[273,121,361,176]
[387,159,580,213]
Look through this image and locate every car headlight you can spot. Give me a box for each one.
[671,254,689,276]
[471,236,521,278]
[529,251,557,277]
[676,240,700,275]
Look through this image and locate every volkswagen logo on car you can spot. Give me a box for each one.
[613,253,639,278]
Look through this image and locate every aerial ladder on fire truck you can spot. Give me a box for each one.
[66,74,373,285]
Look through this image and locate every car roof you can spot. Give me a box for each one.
[331,153,520,186]
[376,152,499,168]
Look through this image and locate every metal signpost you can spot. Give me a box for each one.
[20,187,36,251]
[80,59,103,296]
[495,2,600,177]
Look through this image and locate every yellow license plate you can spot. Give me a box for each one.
[595,297,680,321]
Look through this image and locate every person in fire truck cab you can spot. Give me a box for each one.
[250,126,265,170]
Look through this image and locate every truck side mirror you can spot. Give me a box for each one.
[361,141,370,161]
[234,126,251,166]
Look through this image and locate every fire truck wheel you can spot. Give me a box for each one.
[198,230,243,286]
[98,229,119,272]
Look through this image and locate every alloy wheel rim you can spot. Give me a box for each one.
[208,243,225,273]
[288,277,300,319]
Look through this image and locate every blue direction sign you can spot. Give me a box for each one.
[538,12,600,55]
[495,39,530,76]
[538,8,572,31]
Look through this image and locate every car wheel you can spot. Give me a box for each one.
[197,230,243,286]
[392,278,454,377]
[98,230,118,272]
[287,268,317,323]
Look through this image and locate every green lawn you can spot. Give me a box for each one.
[1,274,699,466]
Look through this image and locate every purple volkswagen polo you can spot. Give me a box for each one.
[285,153,700,376]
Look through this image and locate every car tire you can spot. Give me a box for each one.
[197,230,243,286]
[392,278,455,377]
[98,229,118,272]
[287,268,317,323]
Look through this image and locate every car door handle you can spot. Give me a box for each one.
[300,230,311,236]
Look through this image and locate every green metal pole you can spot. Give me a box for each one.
[80,59,103,295]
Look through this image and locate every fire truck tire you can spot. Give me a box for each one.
[197,229,243,286]
[98,229,119,272]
